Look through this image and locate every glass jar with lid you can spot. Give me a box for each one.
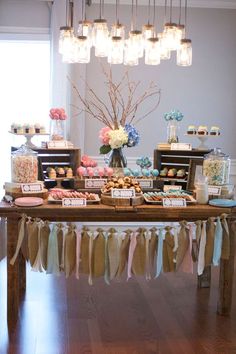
[11,144,38,183]
[203,148,230,185]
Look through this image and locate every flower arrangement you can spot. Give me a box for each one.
[164,109,184,122]
[99,124,140,154]
[69,68,160,154]
[49,108,67,120]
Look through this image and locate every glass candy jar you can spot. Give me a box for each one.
[167,120,180,144]
[203,148,230,186]
[50,119,66,141]
[11,145,38,183]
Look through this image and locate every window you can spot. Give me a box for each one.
[0,40,50,196]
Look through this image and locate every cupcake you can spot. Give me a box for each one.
[11,123,17,133]
[197,125,208,135]
[167,168,177,177]
[210,126,220,136]
[66,167,73,178]
[160,167,168,177]
[47,167,56,179]
[56,167,65,177]
[187,125,196,135]
[40,125,46,134]
[17,124,24,134]
[34,123,41,134]
[29,124,35,134]
[24,124,30,134]
[177,169,186,178]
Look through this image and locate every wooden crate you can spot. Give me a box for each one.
[153,149,210,190]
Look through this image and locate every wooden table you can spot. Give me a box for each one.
[0,202,235,327]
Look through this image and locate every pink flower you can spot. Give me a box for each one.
[99,126,111,145]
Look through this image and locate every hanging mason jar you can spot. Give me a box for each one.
[50,119,66,141]
[167,120,179,144]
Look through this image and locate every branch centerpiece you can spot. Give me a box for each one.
[70,68,161,167]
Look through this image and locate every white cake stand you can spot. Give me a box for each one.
[186,133,219,150]
[9,132,49,148]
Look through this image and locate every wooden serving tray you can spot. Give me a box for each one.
[101,194,144,207]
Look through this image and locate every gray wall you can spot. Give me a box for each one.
[81,4,236,158]
[0,0,50,28]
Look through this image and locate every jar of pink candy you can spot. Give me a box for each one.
[11,145,38,183]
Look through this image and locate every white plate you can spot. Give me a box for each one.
[47,194,100,204]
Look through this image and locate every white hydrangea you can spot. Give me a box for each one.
[108,126,128,149]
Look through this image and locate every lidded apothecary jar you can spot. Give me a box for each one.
[203,148,230,185]
[11,145,38,183]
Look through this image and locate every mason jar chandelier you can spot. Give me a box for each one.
[59,0,192,67]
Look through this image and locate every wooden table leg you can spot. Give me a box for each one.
[217,219,235,315]
[7,217,21,326]
[19,249,26,298]
[198,265,211,288]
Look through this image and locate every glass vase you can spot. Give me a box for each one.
[50,119,66,141]
[108,148,127,168]
[167,120,179,144]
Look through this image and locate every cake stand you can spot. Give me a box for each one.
[186,134,219,150]
[9,132,49,148]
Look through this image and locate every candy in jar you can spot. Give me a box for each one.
[203,148,230,186]
[11,145,38,183]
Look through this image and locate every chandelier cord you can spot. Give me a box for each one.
[148,0,151,25]
[170,0,172,23]
[164,0,167,25]
[153,0,156,36]
[131,0,134,30]
[178,0,182,25]
[185,0,187,36]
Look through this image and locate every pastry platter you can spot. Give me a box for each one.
[143,191,196,204]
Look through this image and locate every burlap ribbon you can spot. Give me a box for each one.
[64,223,77,278]
[179,223,193,274]
[204,217,216,266]
[80,227,91,274]
[163,226,175,273]
[27,217,40,267]
[116,230,131,277]
[107,228,120,280]
[39,220,51,271]
[131,228,146,277]
[176,221,189,271]
[57,223,65,272]
[193,220,202,262]
[92,228,105,278]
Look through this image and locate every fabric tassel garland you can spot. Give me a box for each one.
[204,217,216,266]
[131,228,146,277]
[46,224,60,275]
[198,221,207,275]
[213,217,223,266]
[155,229,164,278]
[64,224,77,278]
[221,214,230,260]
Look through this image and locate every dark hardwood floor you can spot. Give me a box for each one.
[0,258,236,354]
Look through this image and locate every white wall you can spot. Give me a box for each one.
[72,4,236,159]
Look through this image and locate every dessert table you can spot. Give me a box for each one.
[0,202,235,327]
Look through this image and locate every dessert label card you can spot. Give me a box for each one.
[208,185,222,196]
[162,198,186,207]
[21,183,43,193]
[164,185,182,192]
[171,143,192,151]
[85,178,107,189]
[138,179,153,189]
[111,189,136,199]
[62,198,87,207]
[47,140,68,149]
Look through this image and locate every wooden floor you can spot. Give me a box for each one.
[0,259,236,354]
